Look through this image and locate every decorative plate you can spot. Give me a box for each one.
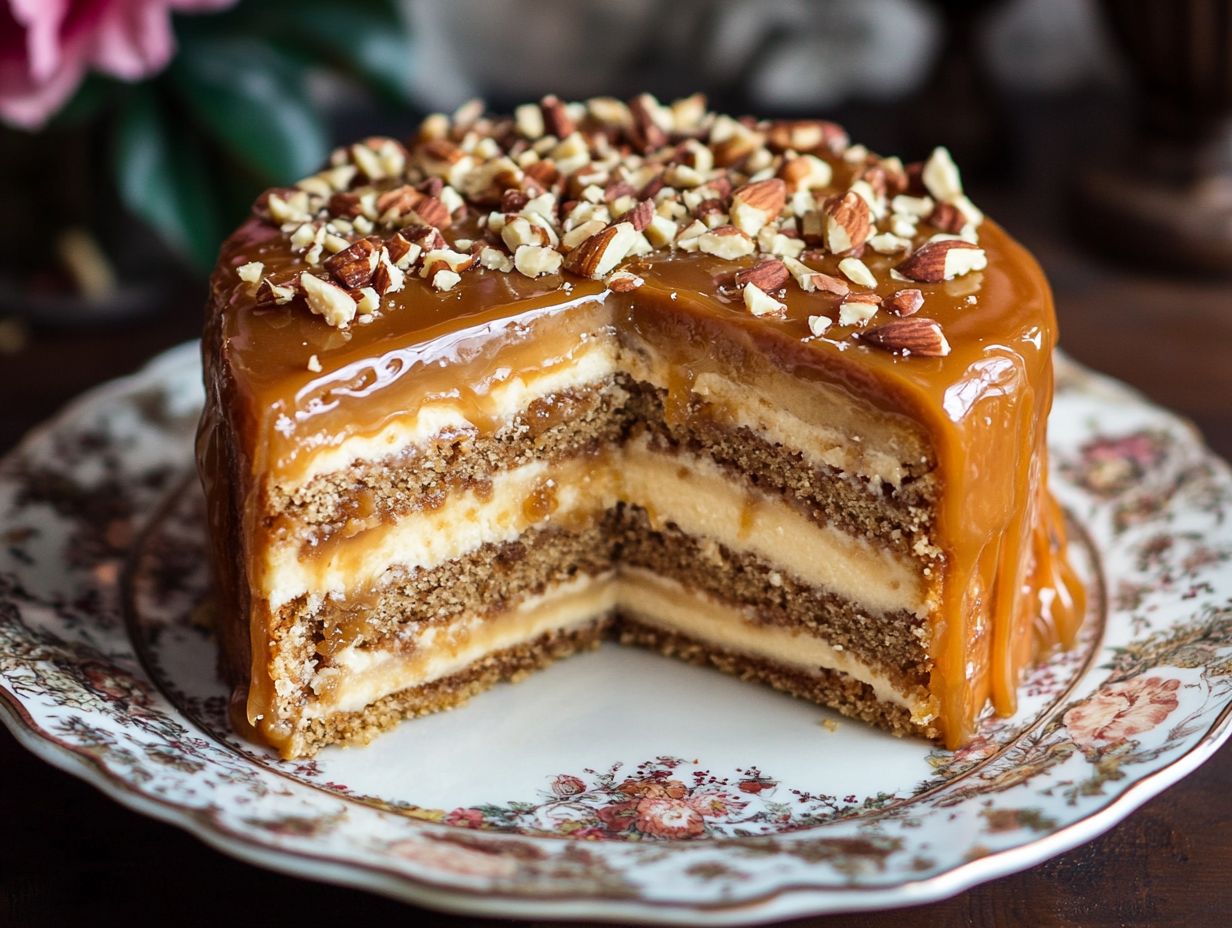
[3,343,1231,925]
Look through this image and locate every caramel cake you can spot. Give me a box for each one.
[197,94,1085,759]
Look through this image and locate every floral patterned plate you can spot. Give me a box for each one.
[3,343,1231,925]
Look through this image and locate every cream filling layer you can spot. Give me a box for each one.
[277,336,925,495]
[261,440,926,616]
[307,571,930,721]
[287,338,623,486]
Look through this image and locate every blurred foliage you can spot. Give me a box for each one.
[58,0,415,273]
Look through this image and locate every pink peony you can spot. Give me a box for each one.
[1064,676,1181,748]
[634,797,704,839]
[0,0,237,129]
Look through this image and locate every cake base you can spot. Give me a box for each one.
[294,619,611,755]
[279,604,942,757]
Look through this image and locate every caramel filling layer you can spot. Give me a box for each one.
[274,332,926,495]
[309,571,932,721]
[260,440,928,617]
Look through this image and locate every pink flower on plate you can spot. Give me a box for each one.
[635,797,705,839]
[688,790,748,818]
[617,776,687,800]
[0,0,237,130]
[550,774,586,798]
[443,807,486,829]
[1064,676,1181,749]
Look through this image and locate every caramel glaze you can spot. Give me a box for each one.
[199,211,1084,751]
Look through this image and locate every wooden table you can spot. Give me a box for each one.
[3,131,1231,927]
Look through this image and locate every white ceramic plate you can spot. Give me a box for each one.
[3,343,1231,924]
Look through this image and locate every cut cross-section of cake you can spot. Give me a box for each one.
[198,95,1085,759]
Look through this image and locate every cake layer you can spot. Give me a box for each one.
[271,374,938,567]
[309,522,613,658]
[614,507,930,693]
[270,328,933,520]
[294,507,927,692]
[259,441,930,617]
[270,377,633,545]
[305,570,933,737]
[309,573,616,717]
[295,619,612,756]
[280,334,625,489]
[618,620,933,740]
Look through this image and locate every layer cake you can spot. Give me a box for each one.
[197,94,1085,758]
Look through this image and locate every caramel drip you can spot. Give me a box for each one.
[198,215,1084,752]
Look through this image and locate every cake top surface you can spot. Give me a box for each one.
[208,93,1057,456]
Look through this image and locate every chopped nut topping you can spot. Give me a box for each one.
[245,94,990,360]
[868,232,912,255]
[807,314,833,336]
[886,288,925,316]
[256,278,297,305]
[431,269,461,291]
[605,270,644,292]
[323,238,380,289]
[698,226,755,260]
[861,317,951,357]
[730,178,787,237]
[783,256,847,295]
[354,286,381,315]
[838,256,877,289]
[922,147,963,203]
[822,191,871,255]
[839,296,879,327]
[300,272,357,328]
[743,283,786,317]
[307,353,322,372]
[513,244,563,278]
[538,94,574,138]
[478,246,514,273]
[732,259,789,293]
[894,240,986,282]
[562,223,637,278]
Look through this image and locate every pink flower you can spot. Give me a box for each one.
[443,807,486,829]
[634,797,705,839]
[688,791,747,818]
[1064,676,1181,748]
[737,775,777,795]
[550,774,586,798]
[616,777,687,800]
[595,800,639,833]
[0,0,237,130]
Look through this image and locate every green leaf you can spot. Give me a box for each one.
[278,0,415,103]
[49,75,116,129]
[112,88,223,272]
[169,36,328,183]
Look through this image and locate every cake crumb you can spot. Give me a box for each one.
[821,718,840,733]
